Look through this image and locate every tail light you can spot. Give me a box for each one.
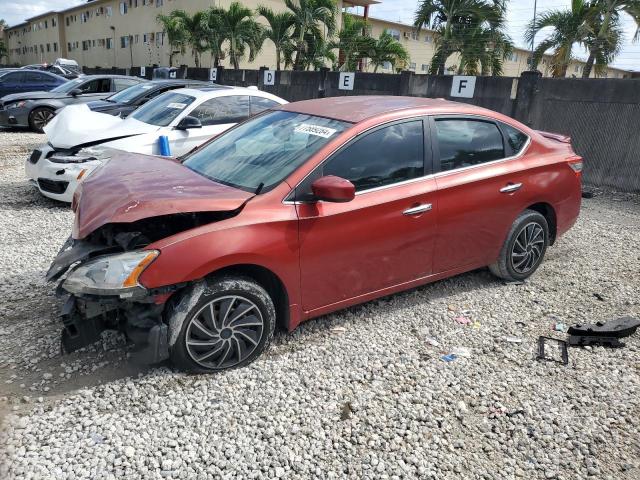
[567,156,583,174]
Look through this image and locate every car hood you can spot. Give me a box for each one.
[44,104,158,149]
[87,99,124,111]
[1,91,68,103]
[72,151,253,239]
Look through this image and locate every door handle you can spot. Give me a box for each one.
[403,204,432,215]
[500,183,522,193]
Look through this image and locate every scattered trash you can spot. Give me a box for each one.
[568,317,640,348]
[503,336,523,343]
[455,316,471,325]
[424,337,440,347]
[536,336,569,365]
[447,304,457,312]
[330,326,347,335]
[593,292,606,302]
[506,409,525,417]
[441,354,458,362]
[471,321,482,329]
[505,280,524,286]
[450,346,472,357]
[552,323,568,332]
[515,321,526,328]
[340,402,353,421]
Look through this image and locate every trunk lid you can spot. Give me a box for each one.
[72,151,253,239]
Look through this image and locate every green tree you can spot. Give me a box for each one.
[167,10,209,68]
[368,30,410,73]
[216,2,264,70]
[156,11,189,66]
[202,7,226,67]
[257,6,296,70]
[285,0,337,71]
[413,0,507,75]
[582,0,640,77]
[330,14,375,71]
[525,0,593,77]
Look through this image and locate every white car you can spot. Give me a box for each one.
[25,86,287,202]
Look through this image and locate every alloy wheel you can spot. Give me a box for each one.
[32,109,54,130]
[511,222,545,274]
[185,295,264,370]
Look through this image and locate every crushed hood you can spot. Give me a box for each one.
[44,104,158,149]
[72,151,253,239]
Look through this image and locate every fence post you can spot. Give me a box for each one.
[513,71,542,126]
[318,67,329,98]
[258,66,268,88]
[399,70,414,96]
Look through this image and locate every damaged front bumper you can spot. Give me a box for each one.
[49,237,174,364]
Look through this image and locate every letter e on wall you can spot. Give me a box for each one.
[339,72,355,91]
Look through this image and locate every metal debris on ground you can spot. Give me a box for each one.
[552,323,568,332]
[503,336,523,343]
[455,316,472,325]
[441,354,457,362]
[450,346,472,357]
[330,326,347,335]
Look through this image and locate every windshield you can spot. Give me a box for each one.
[107,82,155,104]
[130,91,196,126]
[51,77,84,93]
[183,110,351,193]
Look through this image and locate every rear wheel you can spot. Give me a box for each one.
[489,209,549,282]
[167,276,275,373]
[29,107,55,133]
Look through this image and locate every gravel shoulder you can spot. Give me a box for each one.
[0,129,639,480]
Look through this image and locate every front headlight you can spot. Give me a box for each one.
[7,101,26,110]
[63,250,159,297]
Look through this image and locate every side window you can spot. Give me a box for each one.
[114,78,140,91]
[24,72,49,83]
[250,96,280,116]
[323,120,424,192]
[189,95,250,126]
[2,72,24,83]
[500,122,529,155]
[77,79,101,93]
[435,119,504,172]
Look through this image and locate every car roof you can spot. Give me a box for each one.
[78,74,145,80]
[279,96,492,123]
[146,79,211,87]
[174,86,277,98]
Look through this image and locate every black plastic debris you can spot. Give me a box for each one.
[536,337,569,365]
[567,317,640,348]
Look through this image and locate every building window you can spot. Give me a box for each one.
[66,17,70,26]
[82,40,89,51]
[410,62,416,70]
[424,35,432,43]
[45,20,48,28]
[156,32,164,46]
[120,2,128,15]
[134,34,140,44]
[106,6,113,16]
[411,32,419,41]
[106,38,113,49]
[421,64,428,72]
[46,44,51,52]
[156,0,163,6]
[67,42,72,52]
[121,36,130,48]
[143,33,149,44]
[52,17,57,27]
[382,61,392,70]
[388,29,400,41]
[53,42,58,52]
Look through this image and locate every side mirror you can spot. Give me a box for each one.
[70,89,82,97]
[311,175,355,203]
[176,116,202,130]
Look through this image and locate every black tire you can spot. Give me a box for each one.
[167,276,275,373]
[28,107,56,133]
[489,209,549,282]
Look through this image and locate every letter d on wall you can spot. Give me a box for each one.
[339,72,355,91]
[450,76,476,98]
[264,70,275,86]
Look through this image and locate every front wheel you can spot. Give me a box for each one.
[489,209,549,282]
[167,276,276,373]
[29,107,55,133]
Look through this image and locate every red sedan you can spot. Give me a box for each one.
[48,96,582,372]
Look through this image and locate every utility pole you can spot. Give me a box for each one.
[110,25,116,69]
[530,0,537,69]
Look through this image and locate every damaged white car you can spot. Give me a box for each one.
[25,86,287,202]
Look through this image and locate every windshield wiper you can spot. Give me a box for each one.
[254,182,265,195]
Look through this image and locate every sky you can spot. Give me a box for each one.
[1,0,638,71]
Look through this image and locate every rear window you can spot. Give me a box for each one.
[500,123,529,155]
[436,119,505,171]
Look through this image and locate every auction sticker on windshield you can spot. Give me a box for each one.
[167,103,187,109]
[294,124,337,138]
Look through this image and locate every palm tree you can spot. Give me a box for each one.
[413,0,504,75]
[330,14,375,71]
[582,0,640,77]
[216,2,264,70]
[369,30,410,73]
[285,0,337,71]
[168,11,209,68]
[257,6,296,70]
[525,0,593,77]
[202,7,226,67]
[156,11,189,66]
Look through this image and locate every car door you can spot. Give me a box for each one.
[431,116,532,273]
[166,95,250,156]
[0,71,26,95]
[295,118,437,313]
[23,71,52,92]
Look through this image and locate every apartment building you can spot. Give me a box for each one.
[3,0,633,79]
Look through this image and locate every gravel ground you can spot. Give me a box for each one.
[0,129,639,480]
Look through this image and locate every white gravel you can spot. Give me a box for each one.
[0,129,639,479]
